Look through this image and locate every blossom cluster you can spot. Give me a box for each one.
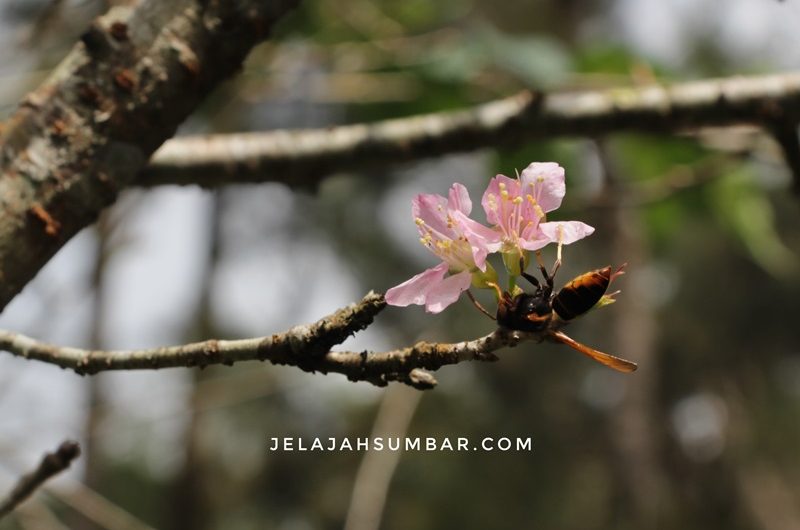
[386,162,593,313]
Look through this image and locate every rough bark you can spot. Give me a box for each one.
[0,0,298,311]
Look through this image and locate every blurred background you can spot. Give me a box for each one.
[2,0,800,529]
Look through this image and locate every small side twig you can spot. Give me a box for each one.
[0,440,81,520]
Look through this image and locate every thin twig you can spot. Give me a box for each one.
[0,291,543,389]
[0,291,385,371]
[140,72,800,189]
[0,441,81,520]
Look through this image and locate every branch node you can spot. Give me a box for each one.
[406,369,437,390]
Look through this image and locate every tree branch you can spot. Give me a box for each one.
[140,72,800,189]
[0,0,299,311]
[0,441,81,521]
[0,291,530,390]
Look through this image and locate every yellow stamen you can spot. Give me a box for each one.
[498,183,508,201]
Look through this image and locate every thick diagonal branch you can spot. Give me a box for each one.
[0,441,81,521]
[0,291,523,390]
[140,72,800,189]
[0,0,298,311]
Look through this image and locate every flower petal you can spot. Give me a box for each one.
[520,162,565,213]
[413,193,451,238]
[451,210,501,268]
[424,270,472,313]
[481,174,519,225]
[538,221,595,245]
[519,235,551,251]
[448,183,472,215]
[385,262,449,307]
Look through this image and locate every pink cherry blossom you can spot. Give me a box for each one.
[520,162,567,213]
[538,220,595,246]
[386,184,497,314]
[481,162,593,253]
[385,262,472,314]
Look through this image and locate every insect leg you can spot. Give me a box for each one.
[518,257,541,288]
[466,290,496,320]
[533,250,553,290]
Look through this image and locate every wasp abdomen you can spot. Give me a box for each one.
[552,266,611,321]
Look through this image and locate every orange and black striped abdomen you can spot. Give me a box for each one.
[552,267,611,321]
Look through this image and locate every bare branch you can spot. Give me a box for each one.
[0,441,81,521]
[0,0,299,311]
[0,291,537,389]
[140,72,800,189]
[0,291,385,370]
